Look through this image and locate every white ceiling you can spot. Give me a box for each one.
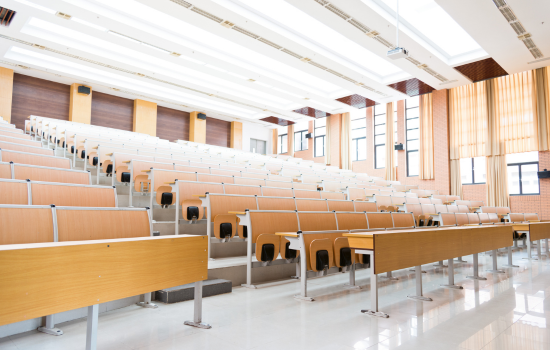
[0,0,547,128]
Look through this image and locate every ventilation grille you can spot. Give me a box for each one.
[0,7,16,26]
[491,0,544,59]
[314,0,449,82]
[170,0,387,95]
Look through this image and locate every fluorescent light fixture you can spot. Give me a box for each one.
[365,0,483,58]
[23,17,293,108]
[70,17,108,31]
[108,30,140,44]
[254,81,272,88]
[272,87,304,98]
[141,42,171,54]
[205,64,227,73]
[5,46,258,118]
[14,0,56,14]
[180,56,206,65]
[63,0,343,97]
[216,0,402,79]
[227,72,248,79]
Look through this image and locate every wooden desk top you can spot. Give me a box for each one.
[275,232,299,238]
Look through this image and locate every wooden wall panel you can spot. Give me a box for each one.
[206,117,230,147]
[91,91,133,131]
[157,106,189,141]
[11,74,70,130]
[133,99,157,136]
[230,121,242,149]
[0,67,14,123]
[69,83,92,124]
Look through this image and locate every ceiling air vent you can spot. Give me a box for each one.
[190,7,223,23]
[0,7,16,26]
[491,0,543,59]
[300,57,311,62]
[32,44,46,50]
[55,12,71,20]
[170,0,193,9]
[281,49,303,59]
[170,52,181,57]
[231,26,260,39]
[220,20,235,28]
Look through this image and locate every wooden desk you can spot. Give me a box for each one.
[510,222,550,259]
[344,225,513,318]
[0,235,210,349]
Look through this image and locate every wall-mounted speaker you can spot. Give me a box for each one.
[305,133,312,139]
[394,143,404,151]
[538,169,550,179]
[77,85,91,95]
[197,113,207,120]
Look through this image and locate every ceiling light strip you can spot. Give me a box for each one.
[168,0,386,96]
[313,0,449,82]
[0,34,294,117]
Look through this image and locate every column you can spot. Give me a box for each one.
[133,99,157,137]
[189,111,206,143]
[0,67,14,123]
[69,83,92,124]
[230,121,242,149]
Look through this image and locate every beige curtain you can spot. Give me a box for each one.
[325,116,331,165]
[449,81,488,159]
[340,113,352,170]
[385,102,396,181]
[488,70,539,156]
[450,159,463,198]
[486,155,509,207]
[419,93,434,179]
[536,67,549,151]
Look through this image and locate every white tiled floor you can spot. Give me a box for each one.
[2,249,550,350]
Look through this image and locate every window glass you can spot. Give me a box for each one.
[521,164,539,194]
[375,145,385,168]
[315,136,324,157]
[507,165,520,195]
[460,158,473,184]
[408,151,419,176]
[473,157,486,184]
[506,151,539,195]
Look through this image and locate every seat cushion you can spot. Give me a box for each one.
[260,243,275,262]
[120,172,131,183]
[161,192,173,206]
[284,241,297,259]
[339,247,352,267]
[186,206,199,220]
[220,223,233,239]
[316,250,329,271]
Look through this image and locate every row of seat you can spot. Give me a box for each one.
[0,149,71,169]
[0,162,91,185]
[0,179,116,207]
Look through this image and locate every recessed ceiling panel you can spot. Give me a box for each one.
[293,107,331,118]
[453,57,508,82]
[387,78,434,97]
[336,94,378,109]
[260,116,296,126]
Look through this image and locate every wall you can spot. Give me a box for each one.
[329,114,341,168]
[242,122,272,155]
[91,92,133,131]
[205,117,231,147]
[157,106,189,142]
[11,73,70,129]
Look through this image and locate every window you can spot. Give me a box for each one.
[460,157,486,184]
[374,104,385,168]
[314,118,326,157]
[351,109,366,161]
[507,152,539,195]
[394,104,398,166]
[278,134,287,154]
[406,96,419,176]
[294,121,308,152]
[250,139,266,154]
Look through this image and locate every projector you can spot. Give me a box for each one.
[387,47,409,60]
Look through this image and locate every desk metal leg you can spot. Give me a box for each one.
[409,265,426,273]
[381,271,398,280]
[294,235,314,301]
[455,256,466,263]
[361,252,388,318]
[37,314,63,336]
[86,304,98,350]
[467,253,487,280]
[407,266,432,301]
[545,239,549,256]
[487,249,504,273]
[504,246,519,267]
[537,240,543,258]
[184,281,211,329]
[345,263,361,289]
[433,260,448,268]
[441,259,463,289]
[136,292,158,308]
[523,233,538,260]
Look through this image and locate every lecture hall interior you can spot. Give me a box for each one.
[0,0,549,349]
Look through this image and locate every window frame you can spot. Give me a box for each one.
[278,134,287,154]
[351,115,366,162]
[314,119,326,157]
[374,106,385,169]
[294,129,308,152]
[461,158,486,185]
[508,161,540,196]
[406,99,419,177]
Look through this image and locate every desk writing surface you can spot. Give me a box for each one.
[346,226,512,274]
[0,235,207,326]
